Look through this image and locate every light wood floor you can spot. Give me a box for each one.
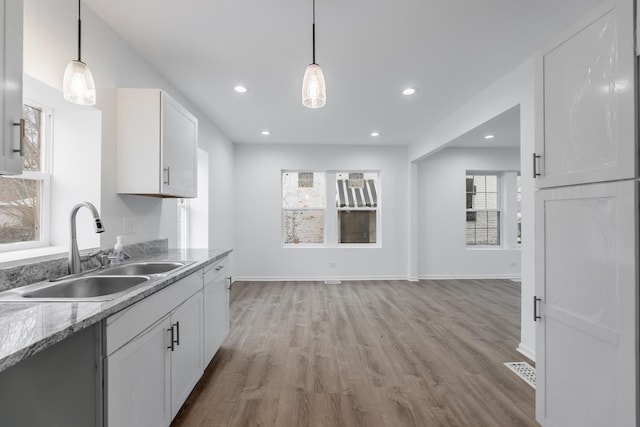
[172,279,537,427]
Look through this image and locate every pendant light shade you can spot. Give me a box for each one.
[63,0,96,106]
[63,60,96,105]
[302,0,326,108]
[302,63,326,108]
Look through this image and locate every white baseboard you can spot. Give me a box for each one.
[232,275,410,282]
[418,273,522,280]
[233,275,522,282]
[517,343,536,362]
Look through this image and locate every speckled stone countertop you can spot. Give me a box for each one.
[0,248,232,372]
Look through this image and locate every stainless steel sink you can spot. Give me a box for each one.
[98,262,185,276]
[0,275,150,302]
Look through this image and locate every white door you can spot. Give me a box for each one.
[161,92,197,197]
[534,0,635,188]
[106,316,172,427]
[535,181,637,426]
[170,291,204,417]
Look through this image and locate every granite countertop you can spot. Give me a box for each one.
[0,248,232,373]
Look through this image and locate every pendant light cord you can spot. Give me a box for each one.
[312,0,316,64]
[77,0,82,62]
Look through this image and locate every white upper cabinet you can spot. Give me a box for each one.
[534,0,636,188]
[0,0,23,175]
[117,88,198,198]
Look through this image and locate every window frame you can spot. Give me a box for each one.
[177,198,190,250]
[335,171,380,247]
[465,172,501,247]
[0,103,52,252]
[281,170,327,246]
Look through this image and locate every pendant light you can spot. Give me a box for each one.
[301,0,326,108]
[63,0,96,106]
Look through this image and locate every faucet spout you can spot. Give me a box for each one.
[69,202,105,275]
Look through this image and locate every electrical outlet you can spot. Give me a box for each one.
[123,217,136,234]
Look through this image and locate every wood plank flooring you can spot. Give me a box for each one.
[172,279,537,427]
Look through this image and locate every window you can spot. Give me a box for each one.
[282,171,325,244]
[336,172,378,244]
[0,104,51,250]
[466,174,500,246]
[177,198,189,249]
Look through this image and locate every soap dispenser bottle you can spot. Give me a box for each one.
[110,236,124,265]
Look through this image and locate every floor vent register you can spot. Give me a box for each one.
[504,362,536,389]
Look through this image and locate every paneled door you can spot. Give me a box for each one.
[535,181,637,426]
[534,0,635,189]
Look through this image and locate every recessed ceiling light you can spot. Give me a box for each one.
[261,130,271,136]
[370,132,380,137]
[402,87,417,96]
[484,134,495,140]
[234,85,248,93]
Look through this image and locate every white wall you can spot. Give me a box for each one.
[417,147,521,278]
[234,144,409,280]
[22,0,235,258]
[189,148,209,249]
[408,59,536,360]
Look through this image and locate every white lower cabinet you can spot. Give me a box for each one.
[170,291,204,417]
[203,260,229,365]
[104,270,206,427]
[107,316,172,427]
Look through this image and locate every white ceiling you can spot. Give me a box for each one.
[84,0,602,146]
[448,105,520,149]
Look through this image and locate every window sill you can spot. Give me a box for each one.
[282,244,382,249]
[465,246,520,251]
[0,246,68,266]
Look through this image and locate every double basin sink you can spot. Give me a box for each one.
[0,262,186,302]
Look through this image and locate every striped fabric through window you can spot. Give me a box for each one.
[336,179,377,208]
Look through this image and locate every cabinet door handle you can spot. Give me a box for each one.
[532,153,541,178]
[167,326,175,351]
[12,119,24,156]
[174,321,180,346]
[533,296,542,321]
[215,265,223,271]
[227,276,232,290]
[163,166,171,185]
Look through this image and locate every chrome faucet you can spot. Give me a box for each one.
[69,202,105,274]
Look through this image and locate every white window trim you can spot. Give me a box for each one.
[282,170,327,246]
[0,104,53,253]
[335,170,381,247]
[465,172,502,248]
[177,198,190,250]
